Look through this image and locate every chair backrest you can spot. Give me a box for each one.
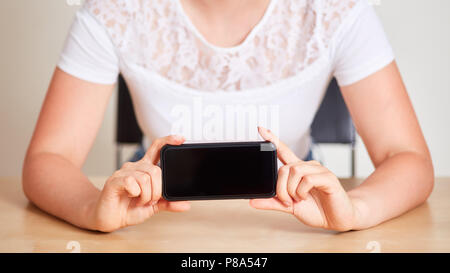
[116,76,355,146]
[116,74,143,144]
[310,78,356,144]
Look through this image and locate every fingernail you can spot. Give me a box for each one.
[151,201,158,206]
[283,201,291,207]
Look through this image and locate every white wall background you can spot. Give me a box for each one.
[0,0,117,176]
[0,0,449,178]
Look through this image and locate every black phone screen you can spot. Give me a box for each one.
[160,141,277,200]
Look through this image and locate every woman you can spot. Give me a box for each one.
[23,0,434,232]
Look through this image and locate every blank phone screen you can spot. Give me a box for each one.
[161,142,277,200]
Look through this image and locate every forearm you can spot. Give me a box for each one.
[348,151,434,230]
[22,152,101,230]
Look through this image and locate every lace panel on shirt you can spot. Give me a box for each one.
[86,0,357,91]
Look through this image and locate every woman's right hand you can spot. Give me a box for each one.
[89,135,190,232]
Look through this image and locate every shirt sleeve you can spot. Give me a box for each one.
[331,0,395,87]
[57,6,119,85]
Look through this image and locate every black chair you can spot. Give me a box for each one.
[310,78,356,176]
[116,76,356,176]
[116,75,143,168]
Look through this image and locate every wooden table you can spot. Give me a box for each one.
[0,177,449,253]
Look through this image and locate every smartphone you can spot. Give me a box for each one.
[160,141,277,201]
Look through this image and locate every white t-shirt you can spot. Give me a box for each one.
[58,0,394,159]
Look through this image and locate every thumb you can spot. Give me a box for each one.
[249,198,293,214]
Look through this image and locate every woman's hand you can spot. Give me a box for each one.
[89,135,190,232]
[250,127,361,232]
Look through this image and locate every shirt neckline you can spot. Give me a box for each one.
[175,0,277,53]
[123,54,330,99]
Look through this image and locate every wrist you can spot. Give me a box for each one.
[80,191,101,231]
[349,194,371,230]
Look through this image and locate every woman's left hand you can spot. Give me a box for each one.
[250,127,361,232]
